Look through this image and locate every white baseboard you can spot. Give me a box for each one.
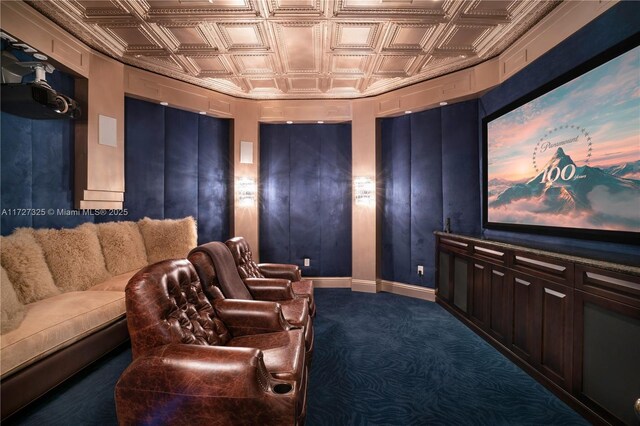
[308,277,351,288]
[306,276,435,302]
[378,280,435,302]
[351,279,378,293]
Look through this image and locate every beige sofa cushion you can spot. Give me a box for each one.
[34,223,111,292]
[88,270,138,292]
[138,216,197,264]
[1,267,25,334]
[97,221,148,275]
[0,291,125,378]
[0,228,60,304]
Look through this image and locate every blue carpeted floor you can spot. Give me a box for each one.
[7,289,588,425]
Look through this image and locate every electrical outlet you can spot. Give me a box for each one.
[417,265,424,276]
[304,258,310,267]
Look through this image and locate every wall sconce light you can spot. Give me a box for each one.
[354,177,375,206]
[237,177,256,207]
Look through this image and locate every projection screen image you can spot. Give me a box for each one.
[486,45,640,234]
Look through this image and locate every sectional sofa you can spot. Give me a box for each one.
[0,216,197,419]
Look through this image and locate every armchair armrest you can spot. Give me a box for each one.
[116,345,297,425]
[214,299,295,336]
[258,263,302,281]
[245,278,295,301]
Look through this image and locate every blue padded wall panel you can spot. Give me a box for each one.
[197,115,230,243]
[409,108,443,286]
[1,70,90,235]
[289,125,322,276]
[1,112,33,233]
[31,119,92,229]
[380,109,445,287]
[381,115,412,284]
[164,107,198,220]
[260,123,352,277]
[260,124,291,263]
[441,100,480,236]
[319,124,352,277]
[124,97,230,244]
[481,1,640,118]
[124,97,165,220]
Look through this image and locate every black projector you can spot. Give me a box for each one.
[1,82,80,119]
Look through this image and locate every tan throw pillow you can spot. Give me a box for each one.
[34,223,111,292]
[0,228,60,304]
[97,221,148,275]
[138,216,198,264]
[1,266,26,334]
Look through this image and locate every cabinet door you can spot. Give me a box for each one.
[539,279,573,389]
[488,266,509,344]
[574,289,640,425]
[453,256,469,314]
[437,250,452,302]
[470,262,489,328]
[509,273,538,365]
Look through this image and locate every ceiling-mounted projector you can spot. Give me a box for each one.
[1,50,80,120]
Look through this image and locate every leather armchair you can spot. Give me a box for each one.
[225,236,316,317]
[188,242,313,360]
[115,259,308,426]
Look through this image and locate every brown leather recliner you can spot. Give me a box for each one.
[225,236,316,317]
[115,259,308,426]
[188,242,314,360]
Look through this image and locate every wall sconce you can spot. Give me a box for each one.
[354,177,375,206]
[237,176,257,207]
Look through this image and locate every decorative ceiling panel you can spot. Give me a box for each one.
[332,22,382,51]
[232,54,277,74]
[26,0,559,99]
[275,22,322,73]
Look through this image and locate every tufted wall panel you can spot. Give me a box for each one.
[260,123,352,277]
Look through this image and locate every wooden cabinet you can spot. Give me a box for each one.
[573,266,640,425]
[435,233,639,425]
[538,277,573,390]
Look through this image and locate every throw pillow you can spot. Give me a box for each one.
[97,221,148,275]
[0,228,60,304]
[34,223,111,292]
[138,216,197,264]
[1,266,26,334]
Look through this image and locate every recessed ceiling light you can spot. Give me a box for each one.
[199,111,207,115]
[33,53,48,61]
[404,110,412,114]
[439,101,448,106]
[286,120,293,124]
[160,102,168,106]
[459,55,467,58]
[317,120,324,124]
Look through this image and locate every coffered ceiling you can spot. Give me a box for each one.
[28,0,559,100]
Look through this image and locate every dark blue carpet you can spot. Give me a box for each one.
[8,289,588,425]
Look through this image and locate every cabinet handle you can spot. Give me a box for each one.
[492,271,505,277]
[474,246,504,257]
[475,264,484,269]
[515,255,566,272]
[544,288,566,299]
[442,238,468,248]
[515,278,530,286]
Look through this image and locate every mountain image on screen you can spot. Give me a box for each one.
[489,148,640,230]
